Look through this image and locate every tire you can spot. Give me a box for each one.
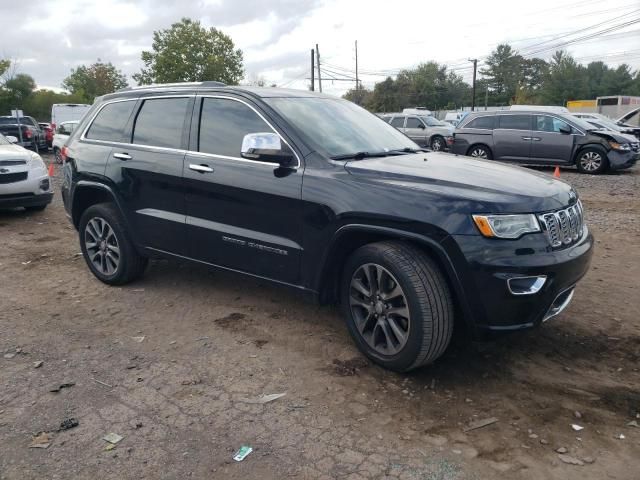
[340,241,454,372]
[25,204,47,212]
[430,136,446,152]
[467,144,492,160]
[54,148,63,164]
[576,146,608,174]
[79,203,148,285]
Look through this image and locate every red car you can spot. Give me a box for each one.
[39,123,54,150]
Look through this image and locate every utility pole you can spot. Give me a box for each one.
[315,43,322,93]
[355,40,359,103]
[485,85,489,111]
[469,58,477,111]
[310,49,315,91]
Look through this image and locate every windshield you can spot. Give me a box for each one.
[264,97,418,157]
[561,114,596,132]
[421,116,448,127]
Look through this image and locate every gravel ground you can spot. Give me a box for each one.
[0,155,639,480]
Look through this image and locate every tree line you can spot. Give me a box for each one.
[0,18,244,121]
[2,19,640,121]
[345,43,640,112]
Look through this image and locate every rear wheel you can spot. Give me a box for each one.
[340,241,454,372]
[430,136,446,152]
[576,147,608,174]
[79,203,147,285]
[467,144,492,159]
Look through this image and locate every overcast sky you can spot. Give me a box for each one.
[1,0,639,96]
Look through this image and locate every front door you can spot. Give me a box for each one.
[529,115,575,164]
[183,95,304,285]
[404,116,428,146]
[493,114,532,162]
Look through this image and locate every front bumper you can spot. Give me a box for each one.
[447,227,594,337]
[0,167,54,209]
[608,150,639,170]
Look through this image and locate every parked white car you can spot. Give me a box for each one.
[0,134,53,211]
[53,121,79,163]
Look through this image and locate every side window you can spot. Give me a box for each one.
[534,115,570,133]
[498,115,531,130]
[466,116,495,130]
[132,98,190,149]
[405,117,423,128]
[390,116,405,128]
[198,98,274,158]
[86,101,136,142]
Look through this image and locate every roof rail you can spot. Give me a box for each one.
[118,81,226,91]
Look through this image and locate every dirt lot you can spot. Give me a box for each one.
[1,154,639,480]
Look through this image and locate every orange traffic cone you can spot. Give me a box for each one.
[48,163,55,177]
[553,166,560,178]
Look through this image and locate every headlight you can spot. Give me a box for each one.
[28,152,46,169]
[472,214,540,239]
[609,141,631,151]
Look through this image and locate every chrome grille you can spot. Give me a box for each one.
[538,201,584,248]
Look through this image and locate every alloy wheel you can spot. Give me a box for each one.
[349,263,411,356]
[84,217,120,276]
[470,148,488,159]
[579,151,602,172]
[431,137,444,151]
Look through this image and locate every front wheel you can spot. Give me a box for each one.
[576,147,608,174]
[79,203,147,285]
[340,241,454,372]
[430,136,446,152]
[467,145,492,160]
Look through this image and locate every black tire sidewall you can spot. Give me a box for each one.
[79,204,132,284]
[576,147,608,174]
[340,247,433,372]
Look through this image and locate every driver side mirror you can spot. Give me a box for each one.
[418,123,426,130]
[241,132,296,168]
[559,126,572,135]
[5,135,18,144]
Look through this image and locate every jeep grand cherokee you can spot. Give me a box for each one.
[61,82,593,372]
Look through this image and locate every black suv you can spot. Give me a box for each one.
[62,83,593,372]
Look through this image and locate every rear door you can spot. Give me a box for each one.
[183,95,304,284]
[404,116,428,146]
[389,116,406,132]
[104,96,193,255]
[493,114,532,162]
[529,115,575,163]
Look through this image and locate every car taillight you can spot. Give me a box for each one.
[61,146,68,162]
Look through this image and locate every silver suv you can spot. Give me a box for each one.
[382,114,454,151]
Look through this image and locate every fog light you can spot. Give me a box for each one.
[39,178,50,190]
[507,276,546,295]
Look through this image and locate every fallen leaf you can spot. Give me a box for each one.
[131,336,145,343]
[29,432,51,449]
[239,392,287,404]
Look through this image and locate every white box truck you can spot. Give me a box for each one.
[51,103,91,130]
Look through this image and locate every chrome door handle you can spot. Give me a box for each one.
[113,152,132,160]
[531,137,541,141]
[189,164,214,173]
[521,136,531,140]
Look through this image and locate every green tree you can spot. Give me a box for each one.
[133,18,244,85]
[62,60,128,103]
[0,59,10,78]
[480,44,524,105]
[23,89,86,121]
[541,51,588,104]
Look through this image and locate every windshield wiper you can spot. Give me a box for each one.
[330,151,389,160]
[387,147,428,154]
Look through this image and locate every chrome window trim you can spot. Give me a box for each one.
[197,94,302,169]
[80,97,140,143]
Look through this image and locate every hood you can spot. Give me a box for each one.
[0,143,32,161]
[345,151,576,213]
[433,125,455,135]
[590,129,637,144]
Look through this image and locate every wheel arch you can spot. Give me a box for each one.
[316,224,474,332]
[573,143,608,163]
[71,181,129,231]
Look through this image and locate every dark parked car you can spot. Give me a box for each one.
[61,83,593,371]
[0,115,46,151]
[452,110,639,174]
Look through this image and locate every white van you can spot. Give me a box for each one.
[443,112,467,126]
[509,105,570,114]
[402,107,432,116]
[51,104,91,129]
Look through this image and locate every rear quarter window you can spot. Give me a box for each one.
[86,100,137,143]
[464,116,495,130]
